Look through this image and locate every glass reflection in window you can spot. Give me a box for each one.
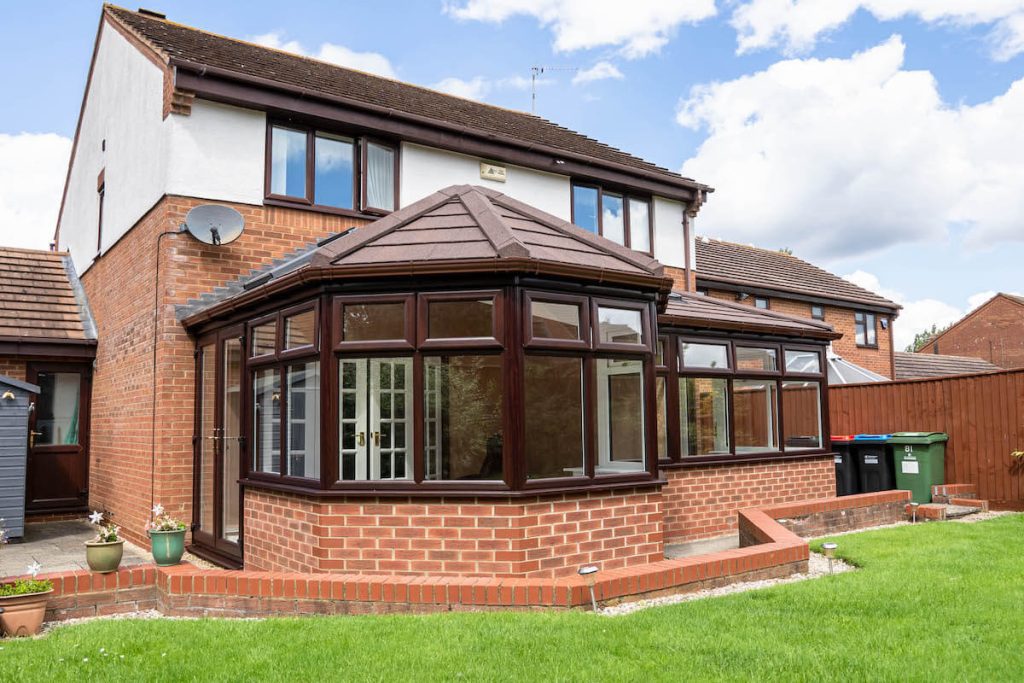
[596,358,645,473]
[531,301,581,340]
[525,356,584,479]
[680,377,729,456]
[342,302,406,342]
[782,381,822,450]
[597,307,643,345]
[34,372,81,446]
[270,126,306,198]
[287,362,320,479]
[285,310,316,350]
[253,368,281,473]
[785,349,821,374]
[314,133,354,209]
[252,321,276,357]
[427,299,494,339]
[628,198,650,252]
[734,379,778,453]
[572,185,599,233]
[680,342,728,369]
[735,347,778,372]
[602,192,625,245]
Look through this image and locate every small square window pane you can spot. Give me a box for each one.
[602,193,625,245]
[782,381,822,451]
[365,142,395,211]
[734,379,778,453]
[531,301,581,340]
[573,186,599,234]
[785,349,821,374]
[680,342,728,369]
[656,337,667,366]
[314,134,354,209]
[628,198,650,252]
[285,310,316,349]
[270,127,306,198]
[680,377,730,456]
[736,346,778,372]
[252,321,277,357]
[597,306,642,345]
[342,302,406,342]
[428,299,494,339]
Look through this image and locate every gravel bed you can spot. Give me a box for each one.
[599,552,855,617]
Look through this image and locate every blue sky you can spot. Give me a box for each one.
[2,1,1024,348]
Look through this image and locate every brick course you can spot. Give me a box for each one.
[0,357,25,382]
[662,456,836,542]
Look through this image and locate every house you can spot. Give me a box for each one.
[893,352,1000,380]
[917,293,1024,368]
[7,5,839,575]
[695,238,901,379]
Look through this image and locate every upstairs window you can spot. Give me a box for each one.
[754,297,769,310]
[810,305,825,320]
[855,312,877,347]
[570,183,652,254]
[267,123,397,214]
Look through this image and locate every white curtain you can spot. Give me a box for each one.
[366,143,395,210]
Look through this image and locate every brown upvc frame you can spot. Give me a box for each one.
[333,293,416,351]
[265,120,400,219]
[418,289,505,350]
[733,343,783,377]
[782,344,826,378]
[677,336,732,375]
[854,311,878,348]
[591,297,652,353]
[280,301,320,361]
[569,181,654,257]
[522,290,591,350]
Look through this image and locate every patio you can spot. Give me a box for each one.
[0,521,150,576]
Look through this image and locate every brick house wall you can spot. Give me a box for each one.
[245,487,664,579]
[0,358,25,381]
[661,456,835,542]
[918,295,1024,368]
[704,289,894,378]
[79,194,369,546]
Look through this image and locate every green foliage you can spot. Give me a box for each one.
[0,578,52,597]
[1,516,1023,681]
[905,322,950,352]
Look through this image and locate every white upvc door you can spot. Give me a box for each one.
[339,359,369,480]
[338,358,413,481]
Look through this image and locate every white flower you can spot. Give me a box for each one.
[152,503,165,517]
[88,511,104,525]
[26,561,42,577]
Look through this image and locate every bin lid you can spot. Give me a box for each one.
[854,433,891,442]
[830,435,856,442]
[889,431,948,444]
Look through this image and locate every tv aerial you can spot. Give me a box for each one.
[182,204,245,246]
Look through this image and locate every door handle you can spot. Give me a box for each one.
[357,431,365,447]
[29,430,42,448]
[373,431,381,447]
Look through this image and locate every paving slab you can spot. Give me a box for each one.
[1,520,151,578]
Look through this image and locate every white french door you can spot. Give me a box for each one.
[338,358,413,481]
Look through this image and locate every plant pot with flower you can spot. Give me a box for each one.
[84,511,124,573]
[147,504,188,567]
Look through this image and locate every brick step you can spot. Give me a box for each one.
[932,483,977,503]
[906,498,989,521]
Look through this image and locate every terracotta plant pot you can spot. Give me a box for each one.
[0,590,53,637]
[85,539,124,573]
[148,529,186,566]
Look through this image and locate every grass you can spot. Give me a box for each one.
[1,515,1022,682]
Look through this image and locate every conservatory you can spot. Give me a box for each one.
[181,185,837,575]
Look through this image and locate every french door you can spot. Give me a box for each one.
[193,326,244,563]
[338,358,413,481]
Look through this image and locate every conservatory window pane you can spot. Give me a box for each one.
[253,368,281,473]
[423,355,503,481]
[597,307,643,345]
[531,301,581,340]
[680,342,728,369]
[596,358,645,473]
[782,381,822,451]
[427,299,494,339]
[656,376,668,460]
[525,356,585,479]
[285,310,316,350]
[680,377,730,456]
[736,346,778,372]
[734,379,778,453]
[251,320,277,357]
[342,302,406,341]
[270,126,306,198]
[286,362,320,479]
[785,349,821,374]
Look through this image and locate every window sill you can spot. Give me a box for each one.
[659,450,835,468]
[264,197,389,222]
[855,344,880,350]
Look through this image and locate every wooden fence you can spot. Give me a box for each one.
[829,369,1024,505]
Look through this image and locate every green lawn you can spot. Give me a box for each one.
[2,515,1022,682]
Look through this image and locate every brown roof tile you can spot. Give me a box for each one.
[0,247,94,342]
[661,291,840,340]
[893,352,1001,380]
[105,5,702,191]
[695,238,900,311]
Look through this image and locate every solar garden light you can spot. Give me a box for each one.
[822,542,838,575]
[578,565,600,612]
[910,502,920,523]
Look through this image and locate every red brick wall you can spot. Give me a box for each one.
[0,357,25,381]
[245,487,664,579]
[918,296,1024,368]
[79,195,369,546]
[661,456,835,542]
[664,265,694,292]
[704,289,894,378]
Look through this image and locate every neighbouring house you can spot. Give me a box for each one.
[695,238,901,379]
[16,5,840,576]
[893,352,1001,380]
[917,293,1024,369]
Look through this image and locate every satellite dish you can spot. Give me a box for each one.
[183,204,245,246]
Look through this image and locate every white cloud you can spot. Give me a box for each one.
[679,36,1024,260]
[731,0,1024,60]
[250,32,397,78]
[431,74,547,101]
[445,0,716,58]
[0,133,72,250]
[572,61,624,85]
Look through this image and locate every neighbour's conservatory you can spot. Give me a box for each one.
[181,185,838,574]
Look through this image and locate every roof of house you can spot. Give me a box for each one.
[694,237,900,311]
[661,291,840,341]
[181,185,668,325]
[918,292,1024,352]
[894,351,1001,380]
[104,5,704,193]
[0,247,95,343]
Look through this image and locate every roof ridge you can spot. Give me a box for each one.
[458,188,529,258]
[103,4,171,63]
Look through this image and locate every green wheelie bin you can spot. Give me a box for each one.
[889,432,948,503]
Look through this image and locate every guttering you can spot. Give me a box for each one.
[181,260,673,329]
[169,58,712,199]
[657,315,841,341]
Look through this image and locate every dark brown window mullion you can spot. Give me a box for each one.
[727,377,737,456]
[505,286,525,490]
[774,379,784,454]
[412,351,425,484]
[663,333,681,462]
[583,354,597,478]
[643,348,659,477]
[305,129,316,205]
[319,293,336,489]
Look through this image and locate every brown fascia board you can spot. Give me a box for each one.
[695,274,901,315]
[181,260,673,329]
[0,336,98,359]
[919,292,1024,351]
[658,316,841,341]
[170,60,711,205]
